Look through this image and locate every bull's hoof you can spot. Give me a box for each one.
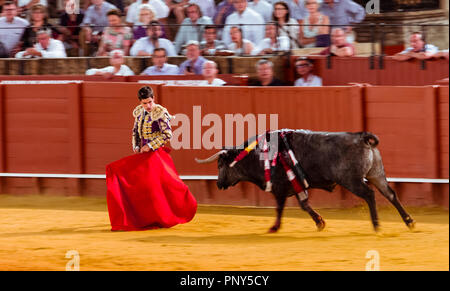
[407,220,416,231]
[373,225,381,233]
[268,226,280,233]
[316,219,326,231]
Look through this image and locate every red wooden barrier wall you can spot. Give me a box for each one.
[0,83,448,208]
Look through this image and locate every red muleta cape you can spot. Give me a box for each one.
[106,147,197,231]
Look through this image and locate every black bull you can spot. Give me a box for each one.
[195,129,416,233]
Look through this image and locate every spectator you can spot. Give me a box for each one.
[58,0,84,52]
[0,1,29,58]
[97,9,132,56]
[79,0,118,56]
[132,4,158,40]
[249,59,284,86]
[174,3,213,54]
[294,57,322,86]
[86,49,134,76]
[15,28,66,58]
[213,0,234,29]
[393,32,439,61]
[285,0,307,24]
[130,20,176,56]
[190,0,216,19]
[227,25,254,55]
[320,0,365,43]
[251,21,290,55]
[20,4,60,50]
[166,0,189,24]
[199,60,226,86]
[141,47,179,75]
[272,1,299,49]
[299,0,330,48]
[222,0,265,47]
[200,25,227,56]
[178,40,207,75]
[17,0,47,17]
[126,0,169,25]
[319,27,354,57]
[248,0,273,22]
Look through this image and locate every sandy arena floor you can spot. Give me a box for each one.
[0,195,448,271]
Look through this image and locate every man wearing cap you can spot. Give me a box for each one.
[85,49,135,77]
[178,40,207,75]
[15,28,66,58]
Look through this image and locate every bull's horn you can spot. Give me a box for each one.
[195,150,227,164]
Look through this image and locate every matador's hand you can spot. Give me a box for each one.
[140,144,151,153]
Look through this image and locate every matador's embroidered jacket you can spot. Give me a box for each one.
[132,104,173,151]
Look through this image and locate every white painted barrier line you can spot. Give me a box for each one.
[0,173,449,184]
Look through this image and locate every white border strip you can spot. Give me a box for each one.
[0,173,448,183]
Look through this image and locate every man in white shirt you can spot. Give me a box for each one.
[126,0,169,25]
[222,0,265,46]
[251,22,290,55]
[200,60,226,86]
[294,57,322,86]
[130,21,177,56]
[141,47,180,75]
[15,28,67,58]
[248,0,273,22]
[86,49,135,76]
[0,1,29,57]
[393,32,439,61]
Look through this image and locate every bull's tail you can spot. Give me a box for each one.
[361,132,379,147]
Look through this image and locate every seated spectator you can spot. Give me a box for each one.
[17,0,47,17]
[96,9,132,56]
[126,0,169,25]
[320,0,365,43]
[227,25,254,55]
[294,57,322,86]
[286,0,308,24]
[132,4,167,40]
[200,25,227,56]
[299,0,330,48]
[20,4,60,50]
[15,28,66,58]
[190,0,216,19]
[251,21,290,55]
[248,0,273,22]
[79,0,118,56]
[0,1,29,58]
[272,1,299,49]
[141,47,179,75]
[222,0,265,47]
[178,40,207,75]
[86,49,134,76]
[199,60,226,86]
[58,0,84,52]
[213,0,235,30]
[130,20,176,56]
[174,3,213,54]
[166,0,189,24]
[319,28,354,57]
[248,59,284,86]
[393,32,439,61]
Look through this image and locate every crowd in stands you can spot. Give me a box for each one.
[0,0,448,86]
